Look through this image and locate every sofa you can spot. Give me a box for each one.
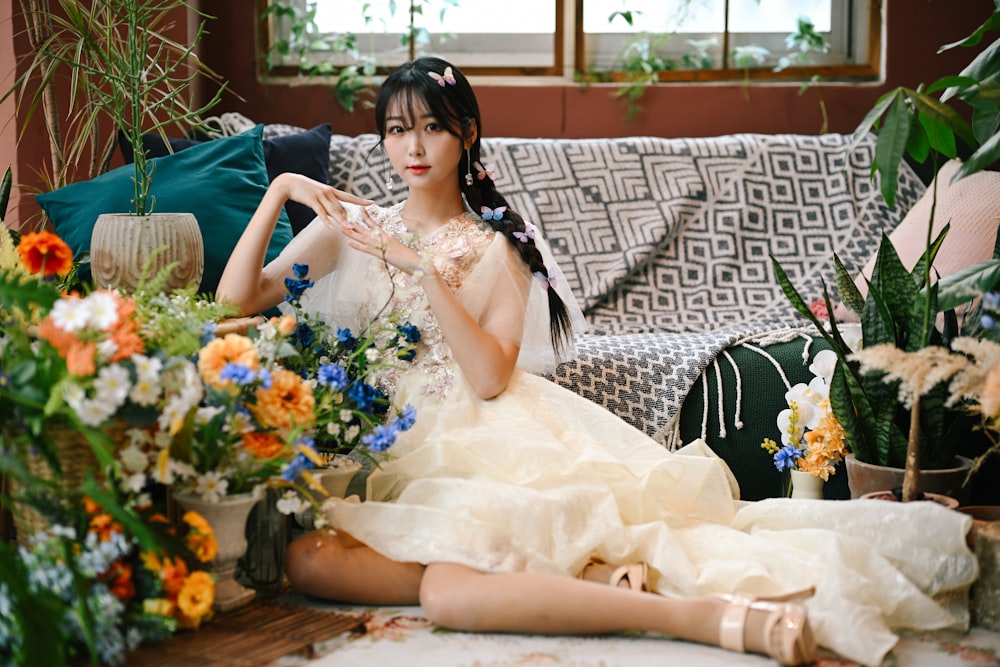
[43,114,930,501]
[250,123,934,500]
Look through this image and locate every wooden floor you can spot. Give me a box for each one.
[124,598,364,666]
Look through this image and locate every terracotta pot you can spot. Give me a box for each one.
[859,489,960,509]
[91,212,204,292]
[971,520,1000,632]
[957,505,1000,550]
[844,453,974,505]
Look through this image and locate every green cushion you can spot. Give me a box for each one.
[36,125,292,296]
[677,337,850,501]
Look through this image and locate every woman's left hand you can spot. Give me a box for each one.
[340,208,425,275]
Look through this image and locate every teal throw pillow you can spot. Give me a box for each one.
[36,125,293,296]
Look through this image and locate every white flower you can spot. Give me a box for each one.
[85,291,121,330]
[339,409,354,423]
[365,347,380,363]
[131,354,163,380]
[784,377,827,430]
[809,349,838,384]
[119,443,149,474]
[93,364,131,406]
[840,323,863,353]
[194,471,229,503]
[326,422,342,437]
[129,374,161,406]
[75,396,116,427]
[121,471,148,494]
[276,490,308,515]
[776,407,805,446]
[49,295,90,331]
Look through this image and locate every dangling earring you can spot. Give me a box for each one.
[386,171,394,190]
[464,147,474,187]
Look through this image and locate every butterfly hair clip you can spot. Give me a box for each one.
[533,270,557,290]
[429,66,457,87]
[513,224,536,243]
[481,205,507,221]
[474,161,496,181]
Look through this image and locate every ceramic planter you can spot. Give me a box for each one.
[844,453,974,505]
[91,212,203,292]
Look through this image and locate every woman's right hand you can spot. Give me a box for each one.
[273,173,372,228]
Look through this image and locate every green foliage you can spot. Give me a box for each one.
[3,1,227,212]
[0,166,11,223]
[851,6,1000,208]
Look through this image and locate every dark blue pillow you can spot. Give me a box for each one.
[119,124,333,235]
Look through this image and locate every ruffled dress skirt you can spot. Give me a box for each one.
[325,367,978,665]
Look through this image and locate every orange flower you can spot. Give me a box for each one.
[242,431,288,460]
[197,333,260,389]
[88,511,122,542]
[183,511,218,563]
[176,571,215,629]
[252,368,315,430]
[17,230,74,277]
[105,294,144,362]
[37,314,99,376]
[104,560,135,603]
[160,556,190,597]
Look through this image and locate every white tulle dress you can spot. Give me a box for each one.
[277,203,977,665]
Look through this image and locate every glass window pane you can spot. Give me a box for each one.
[313,1,554,35]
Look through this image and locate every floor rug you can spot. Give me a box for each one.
[270,595,1000,667]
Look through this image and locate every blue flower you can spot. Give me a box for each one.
[283,276,315,301]
[362,423,398,452]
[219,362,256,386]
[774,445,803,472]
[337,327,358,351]
[397,404,417,431]
[984,291,1000,310]
[397,347,416,362]
[984,314,997,331]
[348,381,378,412]
[292,263,310,279]
[398,322,421,343]
[292,321,316,349]
[317,363,349,391]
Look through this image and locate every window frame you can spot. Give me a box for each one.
[257,0,882,85]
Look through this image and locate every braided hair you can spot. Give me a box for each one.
[373,57,573,356]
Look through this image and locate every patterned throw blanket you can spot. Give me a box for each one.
[267,127,926,449]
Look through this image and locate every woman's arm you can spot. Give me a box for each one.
[216,173,371,315]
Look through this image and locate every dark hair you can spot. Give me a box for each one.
[373,57,572,355]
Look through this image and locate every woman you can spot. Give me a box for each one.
[216,57,976,666]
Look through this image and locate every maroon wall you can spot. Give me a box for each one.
[2,0,996,229]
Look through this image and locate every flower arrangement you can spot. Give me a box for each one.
[761,348,850,483]
[268,262,419,521]
[0,486,218,666]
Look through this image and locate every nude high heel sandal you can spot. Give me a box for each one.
[717,592,818,666]
[578,560,649,592]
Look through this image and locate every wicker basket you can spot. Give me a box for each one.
[10,420,129,541]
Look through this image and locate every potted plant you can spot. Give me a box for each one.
[4,0,227,291]
[774,5,1000,503]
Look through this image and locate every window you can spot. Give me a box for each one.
[260,0,880,83]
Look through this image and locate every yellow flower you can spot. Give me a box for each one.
[176,571,215,629]
[183,511,218,563]
[143,598,176,618]
[252,368,315,430]
[197,333,260,389]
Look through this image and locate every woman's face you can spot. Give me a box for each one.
[382,96,464,193]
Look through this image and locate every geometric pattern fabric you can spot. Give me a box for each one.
[265,125,925,447]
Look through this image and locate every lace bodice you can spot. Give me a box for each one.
[360,203,498,401]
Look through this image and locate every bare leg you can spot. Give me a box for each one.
[284,529,425,604]
[420,563,815,665]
